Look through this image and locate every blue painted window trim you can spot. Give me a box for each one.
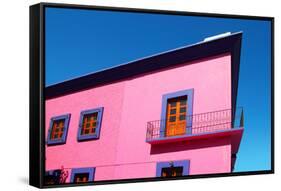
[70,167,95,183]
[47,114,71,146]
[156,160,190,177]
[77,107,104,141]
[160,89,194,137]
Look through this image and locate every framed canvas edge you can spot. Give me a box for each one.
[29,2,275,189]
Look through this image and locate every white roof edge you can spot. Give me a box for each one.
[203,32,231,42]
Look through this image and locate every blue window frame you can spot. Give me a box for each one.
[156,160,190,177]
[70,167,95,183]
[47,114,71,146]
[77,107,104,141]
[160,89,194,137]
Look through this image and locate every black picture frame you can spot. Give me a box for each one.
[29,2,274,188]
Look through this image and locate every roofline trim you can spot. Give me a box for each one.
[45,32,242,103]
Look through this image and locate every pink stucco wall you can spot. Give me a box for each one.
[45,53,232,181]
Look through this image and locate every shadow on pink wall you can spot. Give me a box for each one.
[150,137,230,155]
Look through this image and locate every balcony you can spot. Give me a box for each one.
[146,108,244,144]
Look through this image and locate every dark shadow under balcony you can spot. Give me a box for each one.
[146,108,244,144]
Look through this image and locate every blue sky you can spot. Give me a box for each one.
[45,7,272,172]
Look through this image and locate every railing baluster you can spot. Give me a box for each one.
[146,108,244,141]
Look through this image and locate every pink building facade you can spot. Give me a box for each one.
[45,32,244,184]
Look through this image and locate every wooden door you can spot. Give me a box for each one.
[161,167,183,177]
[166,96,187,136]
[74,173,89,183]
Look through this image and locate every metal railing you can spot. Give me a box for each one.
[146,107,244,141]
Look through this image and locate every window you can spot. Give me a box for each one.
[44,170,62,185]
[47,114,71,145]
[160,89,194,137]
[156,160,190,177]
[78,107,104,141]
[161,166,183,177]
[74,173,89,183]
[70,168,95,183]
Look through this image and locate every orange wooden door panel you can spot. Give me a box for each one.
[166,96,187,136]
[161,167,184,177]
[74,174,89,183]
